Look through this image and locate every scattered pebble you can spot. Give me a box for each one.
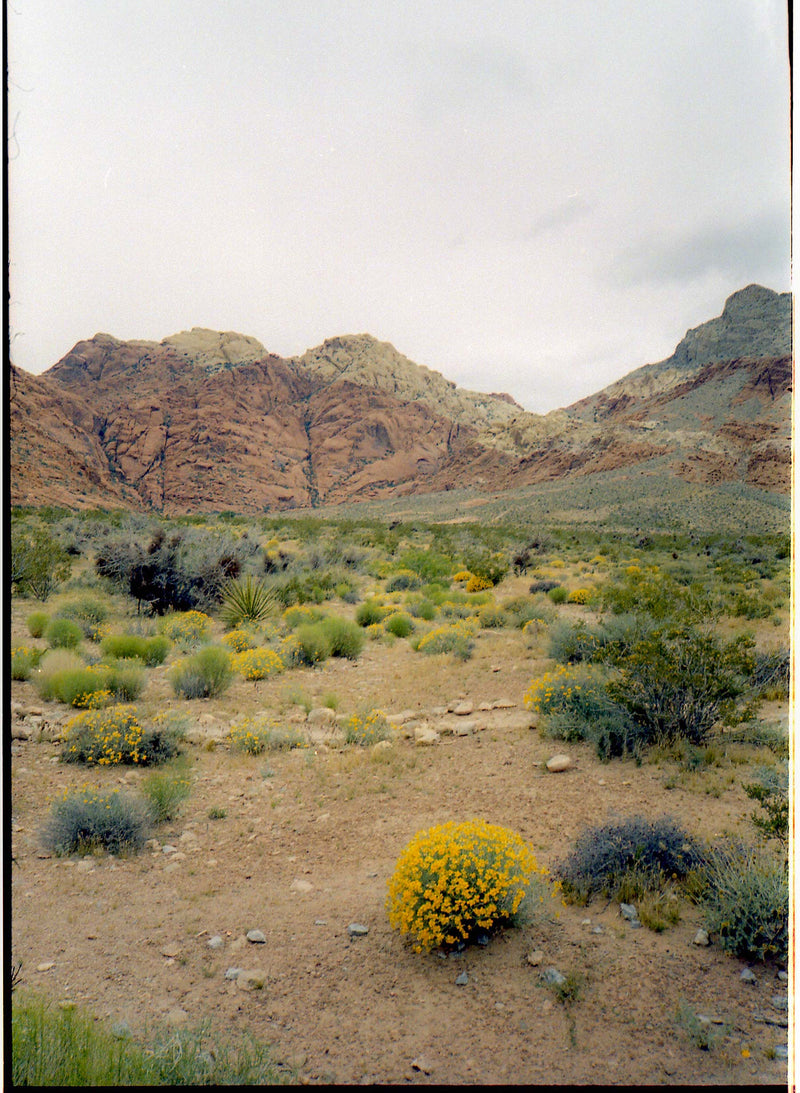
[693,929,710,947]
[224,967,242,980]
[740,968,756,983]
[36,962,55,972]
[455,971,469,986]
[541,967,566,987]
[246,930,266,944]
[207,935,224,950]
[347,923,369,938]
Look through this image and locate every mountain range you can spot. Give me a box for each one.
[9,283,792,515]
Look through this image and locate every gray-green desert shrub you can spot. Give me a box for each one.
[555,815,704,905]
[168,645,233,699]
[319,615,365,659]
[700,840,788,963]
[41,786,151,856]
[383,611,415,638]
[141,763,193,822]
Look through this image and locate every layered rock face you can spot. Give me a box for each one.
[8,284,792,512]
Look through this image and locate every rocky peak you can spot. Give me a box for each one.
[161,328,268,372]
[667,283,791,371]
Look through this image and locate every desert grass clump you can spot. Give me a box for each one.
[344,707,391,746]
[159,610,212,649]
[44,616,83,649]
[555,815,704,906]
[228,715,304,754]
[169,645,233,698]
[11,991,287,1086]
[476,604,507,629]
[700,840,788,963]
[231,646,285,680]
[41,784,151,856]
[141,761,193,822]
[220,574,278,628]
[10,645,44,681]
[26,611,50,638]
[387,819,558,953]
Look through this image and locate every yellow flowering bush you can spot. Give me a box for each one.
[159,610,212,648]
[277,633,303,666]
[466,574,493,593]
[566,588,592,604]
[344,708,391,746]
[452,570,473,583]
[231,647,285,680]
[386,819,558,952]
[62,704,184,765]
[221,628,255,652]
[62,705,145,765]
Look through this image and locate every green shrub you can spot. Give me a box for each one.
[555,815,704,905]
[100,633,172,666]
[168,645,233,699]
[700,841,788,963]
[406,597,436,621]
[547,586,567,604]
[35,656,145,707]
[476,604,506,628]
[386,819,558,952]
[385,568,421,592]
[11,523,71,600]
[749,648,790,700]
[355,599,389,627]
[605,625,756,746]
[524,663,639,759]
[744,764,789,848]
[10,645,44,681]
[11,992,286,1086]
[41,785,151,855]
[344,707,392,746]
[319,616,365,659]
[44,617,83,649]
[101,633,146,661]
[53,595,110,638]
[220,575,277,629]
[141,762,193,822]
[294,623,333,665]
[384,611,415,638]
[26,611,50,638]
[500,595,555,628]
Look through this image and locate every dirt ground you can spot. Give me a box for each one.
[9,597,792,1086]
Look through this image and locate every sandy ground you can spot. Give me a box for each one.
[9,604,791,1086]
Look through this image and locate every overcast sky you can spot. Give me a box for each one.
[8,0,791,413]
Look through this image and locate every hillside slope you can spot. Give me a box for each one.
[8,285,792,514]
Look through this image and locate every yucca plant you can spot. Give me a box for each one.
[220,576,277,629]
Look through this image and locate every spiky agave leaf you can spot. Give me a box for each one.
[220,575,277,629]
